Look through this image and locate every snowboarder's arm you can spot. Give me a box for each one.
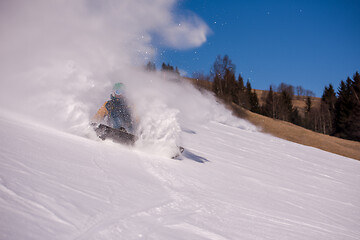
[92,102,109,123]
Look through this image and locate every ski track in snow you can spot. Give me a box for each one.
[1,111,360,239]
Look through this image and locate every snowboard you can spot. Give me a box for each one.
[93,124,137,145]
[93,124,184,158]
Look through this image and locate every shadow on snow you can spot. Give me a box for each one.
[182,149,209,163]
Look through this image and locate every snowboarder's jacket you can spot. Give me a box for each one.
[93,95,133,131]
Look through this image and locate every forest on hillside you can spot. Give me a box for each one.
[146,56,360,142]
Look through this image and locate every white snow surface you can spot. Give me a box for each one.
[1,1,359,238]
[1,109,360,240]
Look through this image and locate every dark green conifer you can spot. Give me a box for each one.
[264,86,274,118]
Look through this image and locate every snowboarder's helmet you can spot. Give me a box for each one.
[112,82,125,96]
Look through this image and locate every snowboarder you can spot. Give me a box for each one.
[92,82,134,134]
[91,82,184,157]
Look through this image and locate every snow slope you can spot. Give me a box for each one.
[1,110,360,240]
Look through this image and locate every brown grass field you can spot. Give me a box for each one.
[229,103,360,161]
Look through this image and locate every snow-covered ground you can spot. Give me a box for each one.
[2,1,359,238]
[1,108,359,240]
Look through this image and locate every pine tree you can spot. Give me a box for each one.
[290,107,302,126]
[279,90,293,121]
[347,72,360,140]
[237,74,248,107]
[250,90,260,113]
[161,63,175,72]
[305,96,312,114]
[352,72,360,102]
[334,79,352,139]
[245,80,252,110]
[213,74,222,97]
[303,96,312,129]
[145,61,156,71]
[227,71,238,104]
[161,62,167,71]
[175,66,180,75]
[245,80,260,113]
[320,84,337,134]
[264,86,275,118]
[223,68,232,97]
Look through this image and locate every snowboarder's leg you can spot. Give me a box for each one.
[111,116,122,129]
[110,115,133,134]
[126,122,134,134]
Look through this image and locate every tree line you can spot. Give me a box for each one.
[146,61,180,75]
[193,55,360,142]
[207,55,307,124]
[319,73,360,141]
[145,57,360,142]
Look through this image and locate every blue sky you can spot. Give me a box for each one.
[155,0,360,97]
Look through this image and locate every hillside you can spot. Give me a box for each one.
[187,77,359,160]
[1,107,360,239]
